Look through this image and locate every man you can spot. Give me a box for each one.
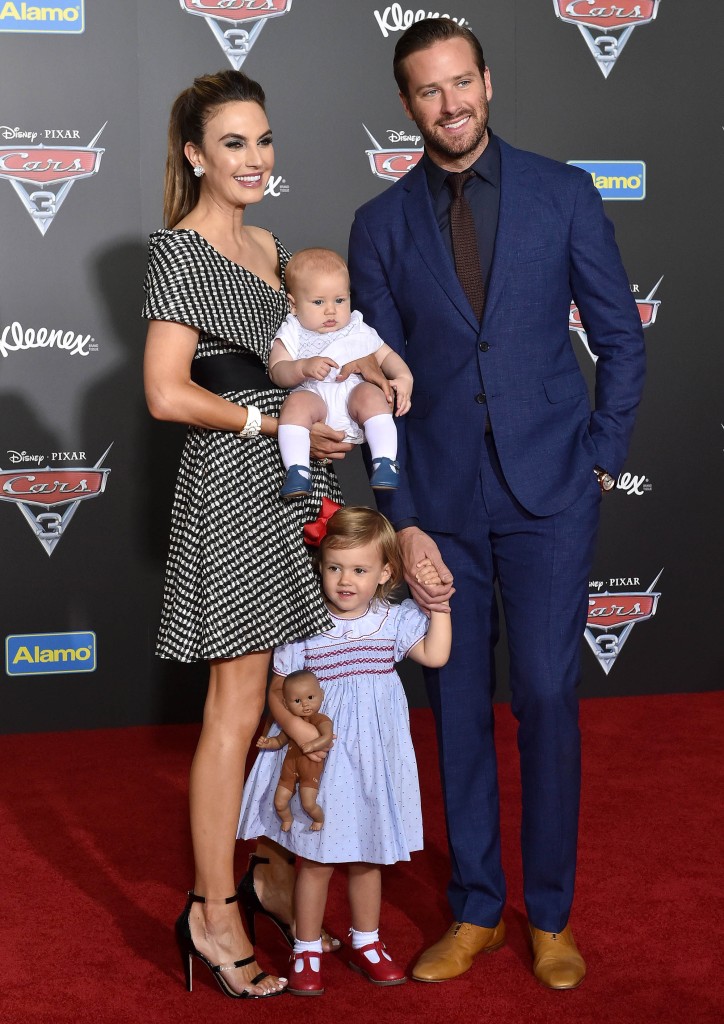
[348,19,645,989]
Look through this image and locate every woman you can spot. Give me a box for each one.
[143,70,369,999]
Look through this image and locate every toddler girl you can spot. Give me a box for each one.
[237,506,451,993]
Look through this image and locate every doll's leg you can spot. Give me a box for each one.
[273,783,295,831]
[278,391,327,500]
[299,786,324,831]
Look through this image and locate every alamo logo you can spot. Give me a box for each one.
[179,0,293,71]
[0,2,84,33]
[5,631,96,676]
[567,160,646,200]
[553,1,660,78]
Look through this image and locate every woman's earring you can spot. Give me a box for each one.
[193,165,205,178]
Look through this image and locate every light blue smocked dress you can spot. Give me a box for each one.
[237,599,427,864]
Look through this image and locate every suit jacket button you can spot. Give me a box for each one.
[475,392,486,404]
[479,341,490,352]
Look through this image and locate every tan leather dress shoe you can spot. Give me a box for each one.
[412,920,506,982]
[529,924,586,989]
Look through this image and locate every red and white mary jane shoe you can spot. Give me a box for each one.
[287,950,324,996]
[347,940,407,986]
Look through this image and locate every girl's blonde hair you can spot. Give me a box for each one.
[319,506,403,602]
[163,69,266,228]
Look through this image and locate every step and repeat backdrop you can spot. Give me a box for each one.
[1,2,722,732]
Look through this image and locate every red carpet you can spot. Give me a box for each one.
[1,693,721,1024]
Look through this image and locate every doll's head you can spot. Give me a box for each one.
[317,507,403,615]
[284,248,352,335]
[281,670,324,718]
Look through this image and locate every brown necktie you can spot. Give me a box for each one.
[447,169,484,321]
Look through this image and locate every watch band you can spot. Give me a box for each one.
[239,405,262,438]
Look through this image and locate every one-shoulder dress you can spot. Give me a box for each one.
[142,229,342,662]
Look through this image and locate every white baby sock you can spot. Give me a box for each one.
[293,937,323,972]
[362,414,397,462]
[278,424,311,472]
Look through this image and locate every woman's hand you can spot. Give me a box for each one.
[310,422,353,462]
[390,375,413,416]
[336,353,393,405]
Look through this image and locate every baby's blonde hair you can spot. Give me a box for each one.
[285,247,349,297]
[319,506,403,601]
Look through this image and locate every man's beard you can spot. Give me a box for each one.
[419,105,489,163]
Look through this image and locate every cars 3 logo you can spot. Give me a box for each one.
[179,0,293,70]
[364,125,422,182]
[570,276,661,361]
[553,1,661,77]
[0,123,105,235]
[585,570,662,674]
[0,445,111,555]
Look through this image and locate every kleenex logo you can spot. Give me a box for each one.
[568,160,646,200]
[6,631,96,676]
[0,2,84,34]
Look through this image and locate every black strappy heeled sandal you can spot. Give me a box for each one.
[237,854,295,947]
[237,854,342,952]
[175,890,286,999]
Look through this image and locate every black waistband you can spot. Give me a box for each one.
[190,352,272,394]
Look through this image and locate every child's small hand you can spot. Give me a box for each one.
[301,356,339,381]
[390,376,413,416]
[256,736,272,748]
[415,558,443,587]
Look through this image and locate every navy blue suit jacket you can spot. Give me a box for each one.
[348,136,646,533]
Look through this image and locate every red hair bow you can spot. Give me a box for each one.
[303,497,343,547]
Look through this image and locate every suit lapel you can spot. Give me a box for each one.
[401,163,480,333]
[483,140,538,325]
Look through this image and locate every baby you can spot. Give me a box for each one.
[268,248,413,500]
[256,669,334,831]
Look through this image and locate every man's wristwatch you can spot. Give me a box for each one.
[239,405,262,438]
[594,465,616,492]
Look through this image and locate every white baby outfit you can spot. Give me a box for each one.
[276,310,385,443]
[237,599,426,864]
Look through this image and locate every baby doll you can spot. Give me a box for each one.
[256,669,333,831]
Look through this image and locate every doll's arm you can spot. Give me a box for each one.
[256,730,289,750]
[300,716,335,755]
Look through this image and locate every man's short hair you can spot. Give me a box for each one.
[393,18,486,97]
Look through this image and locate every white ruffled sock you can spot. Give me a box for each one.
[350,928,383,963]
[293,937,323,972]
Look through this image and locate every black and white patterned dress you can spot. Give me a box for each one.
[143,228,342,662]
